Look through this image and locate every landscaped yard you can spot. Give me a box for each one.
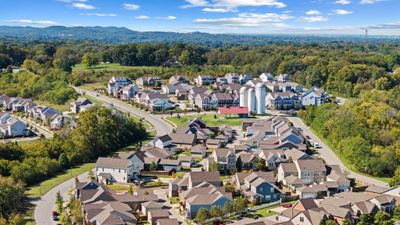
[26,163,95,198]
[254,205,279,217]
[166,113,249,127]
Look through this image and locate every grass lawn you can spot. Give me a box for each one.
[169,197,180,204]
[81,95,103,104]
[34,100,71,112]
[166,113,247,127]
[107,184,134,192]
[73,63,160,72]
[254,205,279,217]
[78,82,107,91]
[309,127,391,184]
[26,163,95,198]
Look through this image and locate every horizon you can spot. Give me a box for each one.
[1,0,400,35]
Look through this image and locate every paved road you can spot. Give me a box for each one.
[72,86,173,136]
[34,88,174,225]
[287,116,389,187]
[33,171,91,225]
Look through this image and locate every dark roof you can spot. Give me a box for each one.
[96,157,131,170]
[190,171,220,184]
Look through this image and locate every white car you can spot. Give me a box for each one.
[313,142,319,148]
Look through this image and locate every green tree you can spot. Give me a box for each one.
[195,208,210,224]
[210,162,219,172]
[255,158,266,171]
[233,197,248,211]
[81,52,99,68]
[59,211,72,225]
[222,202,233,215]
[150,162,158,171]
[58,153,69,169]
[55,191,63,214]
[390,167,400,187]
[374,210,393,225]
[0,176,25,218]
[393,205,400,221]
[210,206,223,218]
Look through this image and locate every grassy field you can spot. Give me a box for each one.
[26,163,95,198]
[309,127,391,184]
[166,113,247,127]
[78,82,107,91]
[73,63,160,72]
[34,100,71,112]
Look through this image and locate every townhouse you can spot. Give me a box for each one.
[210,148,237,172]
[136,76,163,87]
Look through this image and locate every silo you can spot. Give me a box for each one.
[255,82,266,115]
[239,86,249,108]
[247,87,256,113]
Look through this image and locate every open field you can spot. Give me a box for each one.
[166,113,248,127]
[34,100,71,112]
[26,163,95,198]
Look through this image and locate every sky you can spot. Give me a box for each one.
[1,0,400,35]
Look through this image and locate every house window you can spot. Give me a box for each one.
[260,188,263,192]
[300,217,304,222]
[270,187,274,192]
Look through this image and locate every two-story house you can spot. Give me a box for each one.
[301,86,327,106]
[194,75,215,86]
[96,157,134,184]
[211,148,236,172]
[150,134,177,153]
[295,160,327,185]
[107,76,132,96]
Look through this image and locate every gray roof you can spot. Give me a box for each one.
[96,157,131,170]
[296,159,326,172]
[170,133,196,145]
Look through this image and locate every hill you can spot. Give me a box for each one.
[0,26,396,46]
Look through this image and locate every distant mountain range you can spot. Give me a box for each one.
[0,26,397,46]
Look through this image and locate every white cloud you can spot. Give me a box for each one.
[72,2,95,9]
[164,16,177,20]
[81,13,117,17]
[360,0,381,4]
[123,3,140,10]
[194,12,293,27]
[8,19,60,26]
[182,0,208,8]
[332,9,353,14]
[203,7,236,12]
[335,0,351,4]
[306,10,321,15]
[299,16,328,23]
[135,15,150,19]
[183,0,286,9]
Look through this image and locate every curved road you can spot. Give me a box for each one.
[72,86,173,136]
[34,88,173,225]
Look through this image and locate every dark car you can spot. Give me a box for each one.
[52,211,59,221]
[305,135,311,139]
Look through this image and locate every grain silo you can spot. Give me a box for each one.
[255,82,266,115]
[239,86,249,108]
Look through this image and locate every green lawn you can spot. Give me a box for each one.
[169,197,180,204]
[107,184,134,192]
[73,63,160,72]
[78,82,107,91]
[34,100,71,112]
[254,205,280,217]
[166,113,247,127]
[26,163,95,198]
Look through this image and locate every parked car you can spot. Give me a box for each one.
[52,211,59,221]
[305,135,311,139]
[313,142,319,148]
[282,203,292,208]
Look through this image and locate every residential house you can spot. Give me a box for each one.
[206,139,223,149]
[159,159,182,172]
[277,82,292,92]
[142,201,163,217]
[148,209,170,225]
[260,73,274,82]
[276,74,289,82]
[194,75,215,86]
[170,133,196,150]
[50,114,76,130]
[295,160,327,185]
[301,86,327,106]
[157,219,179,225]
[107,76,132,96]
[169,75,189,84]
[70,98,94,114]
[188,171,221,189]
[178,155,194,168]
[258,150,287,171]
[239,74,252,84]
[136,76,163,87]
[120,84,139,100]
[117,151,145,178]
[225,73,240,84]
[0,113,28,137]
[191,144,207,158]
[95,157,134,184]
[30,106,60,123]
[188,87,210,105]
[240,173,284,204]
[211,148,236,172]
[265,92,301,110]
[150,135,177,153]
[236,152,258,170]
[287,82,303,93]
[142,146,173,160]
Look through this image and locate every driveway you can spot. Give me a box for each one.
[287,116,388,187]
[153,189,187,225]
[72,86,173,136]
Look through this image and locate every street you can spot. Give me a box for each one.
[287,116,388,187]
[72,86,173,136]
[33,170,92,225]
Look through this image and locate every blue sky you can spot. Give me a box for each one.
[1,0,400,35]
